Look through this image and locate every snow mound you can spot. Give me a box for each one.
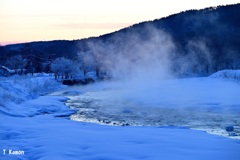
[210,70,240,81]
[0,75,64,111]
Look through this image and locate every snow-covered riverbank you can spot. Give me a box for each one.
[1,74,240,159]
[1,95,240,160]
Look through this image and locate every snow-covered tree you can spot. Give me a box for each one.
[77,51,97,75]
[77,51,101,77]
[5,55,27,75]
[51,57,79,80]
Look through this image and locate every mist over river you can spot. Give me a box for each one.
[56,77,240,139]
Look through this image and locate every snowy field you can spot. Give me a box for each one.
[1,73,240,160]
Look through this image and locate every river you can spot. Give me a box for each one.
[55,78,240,139]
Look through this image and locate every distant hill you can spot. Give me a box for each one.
[1,3,240,76]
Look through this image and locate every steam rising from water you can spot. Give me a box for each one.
[87,27,175,81]
[71,26,240,139]
[82,28,178,108]
[64,77,240,139]
[75,25,240,113]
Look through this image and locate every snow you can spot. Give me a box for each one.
[1,102,240,160]
[1,73,240,160]
[210,70,240,81]
[85,71,98,80]
[1,66,15,74]
[0,75,64,107]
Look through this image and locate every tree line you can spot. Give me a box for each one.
[3,52,102,80]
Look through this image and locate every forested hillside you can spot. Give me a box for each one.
[0,3,239,77]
